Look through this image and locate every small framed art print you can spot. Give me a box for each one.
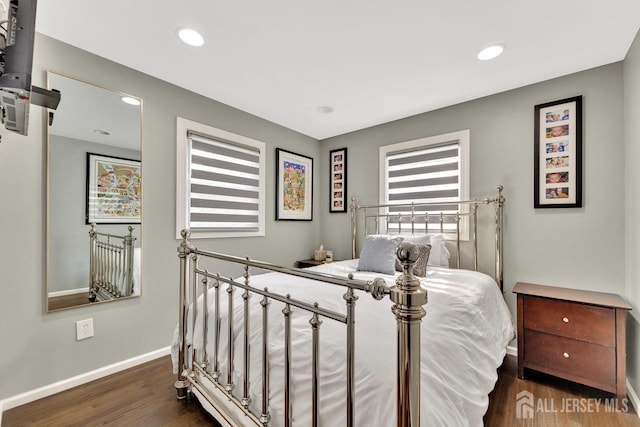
[534,96,582,208]
[329,148,347,213]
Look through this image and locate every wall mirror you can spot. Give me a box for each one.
[46,72,142,312]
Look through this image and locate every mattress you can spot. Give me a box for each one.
[172,259,514,426]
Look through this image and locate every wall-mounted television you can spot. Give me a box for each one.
[0,0,59,137]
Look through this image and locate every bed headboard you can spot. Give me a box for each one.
[350,185,505,290]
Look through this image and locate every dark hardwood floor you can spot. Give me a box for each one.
[47,292,91,311]
[3,355,639,426]
[485,355,640,426]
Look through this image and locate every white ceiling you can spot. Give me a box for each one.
[48,72,141,150]
[35,1,640,140]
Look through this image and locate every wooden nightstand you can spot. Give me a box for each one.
[296,258,326,268]
[513,282,632,403]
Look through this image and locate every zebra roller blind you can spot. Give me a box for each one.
[176,117,266,239]
[188,132,262,231]
[380,130,469,236]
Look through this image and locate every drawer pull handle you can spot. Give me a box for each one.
[563,352,570,358]
[562,317,569,323]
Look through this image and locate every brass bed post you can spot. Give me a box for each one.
[391,242,428,427]
[175,229,193,400]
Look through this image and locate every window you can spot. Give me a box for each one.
[379,129,470,239]
[176,117,266,239]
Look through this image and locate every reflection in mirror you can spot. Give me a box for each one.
[46,72,142,312]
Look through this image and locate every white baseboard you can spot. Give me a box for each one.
[0,346,171,416]
[506,345,517,357]
[627,379,640,417]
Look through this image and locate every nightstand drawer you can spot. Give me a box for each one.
[523,296,615,346]
[524,329,616,390]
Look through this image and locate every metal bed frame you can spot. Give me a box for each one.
[174,186,505,426]
[351,185,505,290]
[88,223,137,302]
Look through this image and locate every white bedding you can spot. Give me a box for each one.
[172,259,514,426]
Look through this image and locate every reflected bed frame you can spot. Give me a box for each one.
[174,186,505,426]
[88,224,137,302]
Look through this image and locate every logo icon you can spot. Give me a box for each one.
[516,390,534,419]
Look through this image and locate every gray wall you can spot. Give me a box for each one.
[48,135,141,293]
[319,63,626,330]
[624,29,640,401]
[1,29,638,405]
[0,34,319,400]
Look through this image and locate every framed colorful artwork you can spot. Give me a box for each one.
[276,148,313,221]
[533,96,583,208]
[329,148,347,213]
[86,153,142,224]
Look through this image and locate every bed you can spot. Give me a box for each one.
[88,224,140,302]
[172,186,514,426]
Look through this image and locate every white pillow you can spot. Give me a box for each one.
[395,234,450,268]
[357,234,404,274]
[426,234,450,267]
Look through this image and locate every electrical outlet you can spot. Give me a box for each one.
[76,318,94,341]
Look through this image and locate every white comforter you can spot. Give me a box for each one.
[172,259,514,426]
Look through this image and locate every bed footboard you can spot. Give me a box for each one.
[88,224,136,302]
[175,230,427,426]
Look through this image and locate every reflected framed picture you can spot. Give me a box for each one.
[534,96,582,208]
[329,148,347,213]
[86,153,142,224]
[276,148,313,221]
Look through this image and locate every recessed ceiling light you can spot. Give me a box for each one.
[93,129,110,136]
[477,44,506,61]
[121,96,141,106]
[178,28,204,47]
[317,106,334,114]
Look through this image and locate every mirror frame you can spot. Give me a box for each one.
[45,71,143,312]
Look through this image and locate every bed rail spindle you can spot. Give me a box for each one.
[439,212,444,233]
[425,214,429,234]
[398,213,401,234]
[344,288,358,427]
[191,253,199,371]
[260,289,271,426]
[283,295,293,427]
[89,225,97,300]
[456,213,461,269]
[213,274,221,382]
[473,203,479,271]
[202,274,209,371]
[350,196,358,259]
[392,242,428,427]
[226,280,235,394]
[310,303,322,427]
[494,185,505,290]
[242,261,251,409]
[385,214,389,234]
[125,226,135,296]
[411,203,415,235]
